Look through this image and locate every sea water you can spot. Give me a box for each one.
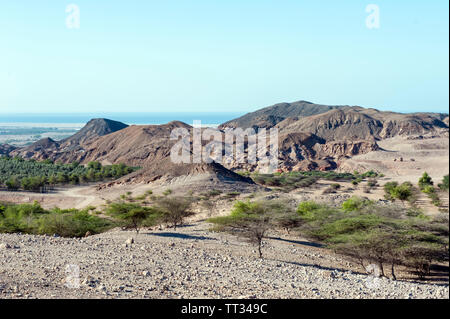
[0,112,242,126]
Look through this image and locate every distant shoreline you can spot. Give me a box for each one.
[0,112,242,126]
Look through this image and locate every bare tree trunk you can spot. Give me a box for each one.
[258,240,263,259]
[378,261,385,277]
[391,263,397,281]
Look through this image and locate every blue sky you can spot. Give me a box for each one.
[0,0,448,114]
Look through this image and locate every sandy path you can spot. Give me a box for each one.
[339,134,449,183]
[58,188,98,210]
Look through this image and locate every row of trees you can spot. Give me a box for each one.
[207,197,448,280]
[0,156,138,192]
[245,170,381,191]
[0,201,113,237]
[105,196,195,233]
[0,195,196,237]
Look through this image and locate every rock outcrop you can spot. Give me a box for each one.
[0,144,16,156]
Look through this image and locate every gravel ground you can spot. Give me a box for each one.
[0,222,448,299]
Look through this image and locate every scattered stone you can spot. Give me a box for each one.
[0,243,11,249]
[0,222,447,299]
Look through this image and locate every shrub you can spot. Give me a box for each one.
[322,187,336,194]
[5,176,20,191]
[367,179,378,188]
[297,201,322,216]
[274,211,304,234]
[134,194,147,201]
[106,202,158,233]
[419,185,442,206]
[383,181,398,200]
[342,196,373,212]
[0,202,114,237]
[155,196,194,229]
[421,185,435,194]
[384,181,416,206]
[438,175,449,191]
[418,172,433,190]
[37,209,114,237]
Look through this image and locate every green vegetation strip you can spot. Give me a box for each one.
[0,202,114,237]
[238,170,381,190]
[0,156,139,192]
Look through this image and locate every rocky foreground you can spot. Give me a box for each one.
[0,222,448,299]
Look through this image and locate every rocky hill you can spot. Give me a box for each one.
[219,100,349,130]
[10,138,60,159]
[7,100,449,181]
[61,118,129,148]
[216,101,448,171]
[7,120,258,191]
[275,108,448,141]
[71,122,258,191]
[10,118,129,161]
[0,144,16,156]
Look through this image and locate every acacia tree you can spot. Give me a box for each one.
[208,200,293,258]
[106,202,157,234]
[155,196,194,229]
[297,202,449,280]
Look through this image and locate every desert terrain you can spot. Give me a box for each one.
[1,221,448,299]
[0,101,448,299]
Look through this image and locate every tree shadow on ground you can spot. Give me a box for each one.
[279,260,449,285]
[276,259,366,276]
[267,236,323,248]
[407,264,450,285]
[147,232,216,241]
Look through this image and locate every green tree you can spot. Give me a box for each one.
[6,176,20,191]
[106,202,157,234]
[342,196,373,212]
[438,175,449,191]
[156,196,194,229]
[208,200,291,258]
[418,172,433,190]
